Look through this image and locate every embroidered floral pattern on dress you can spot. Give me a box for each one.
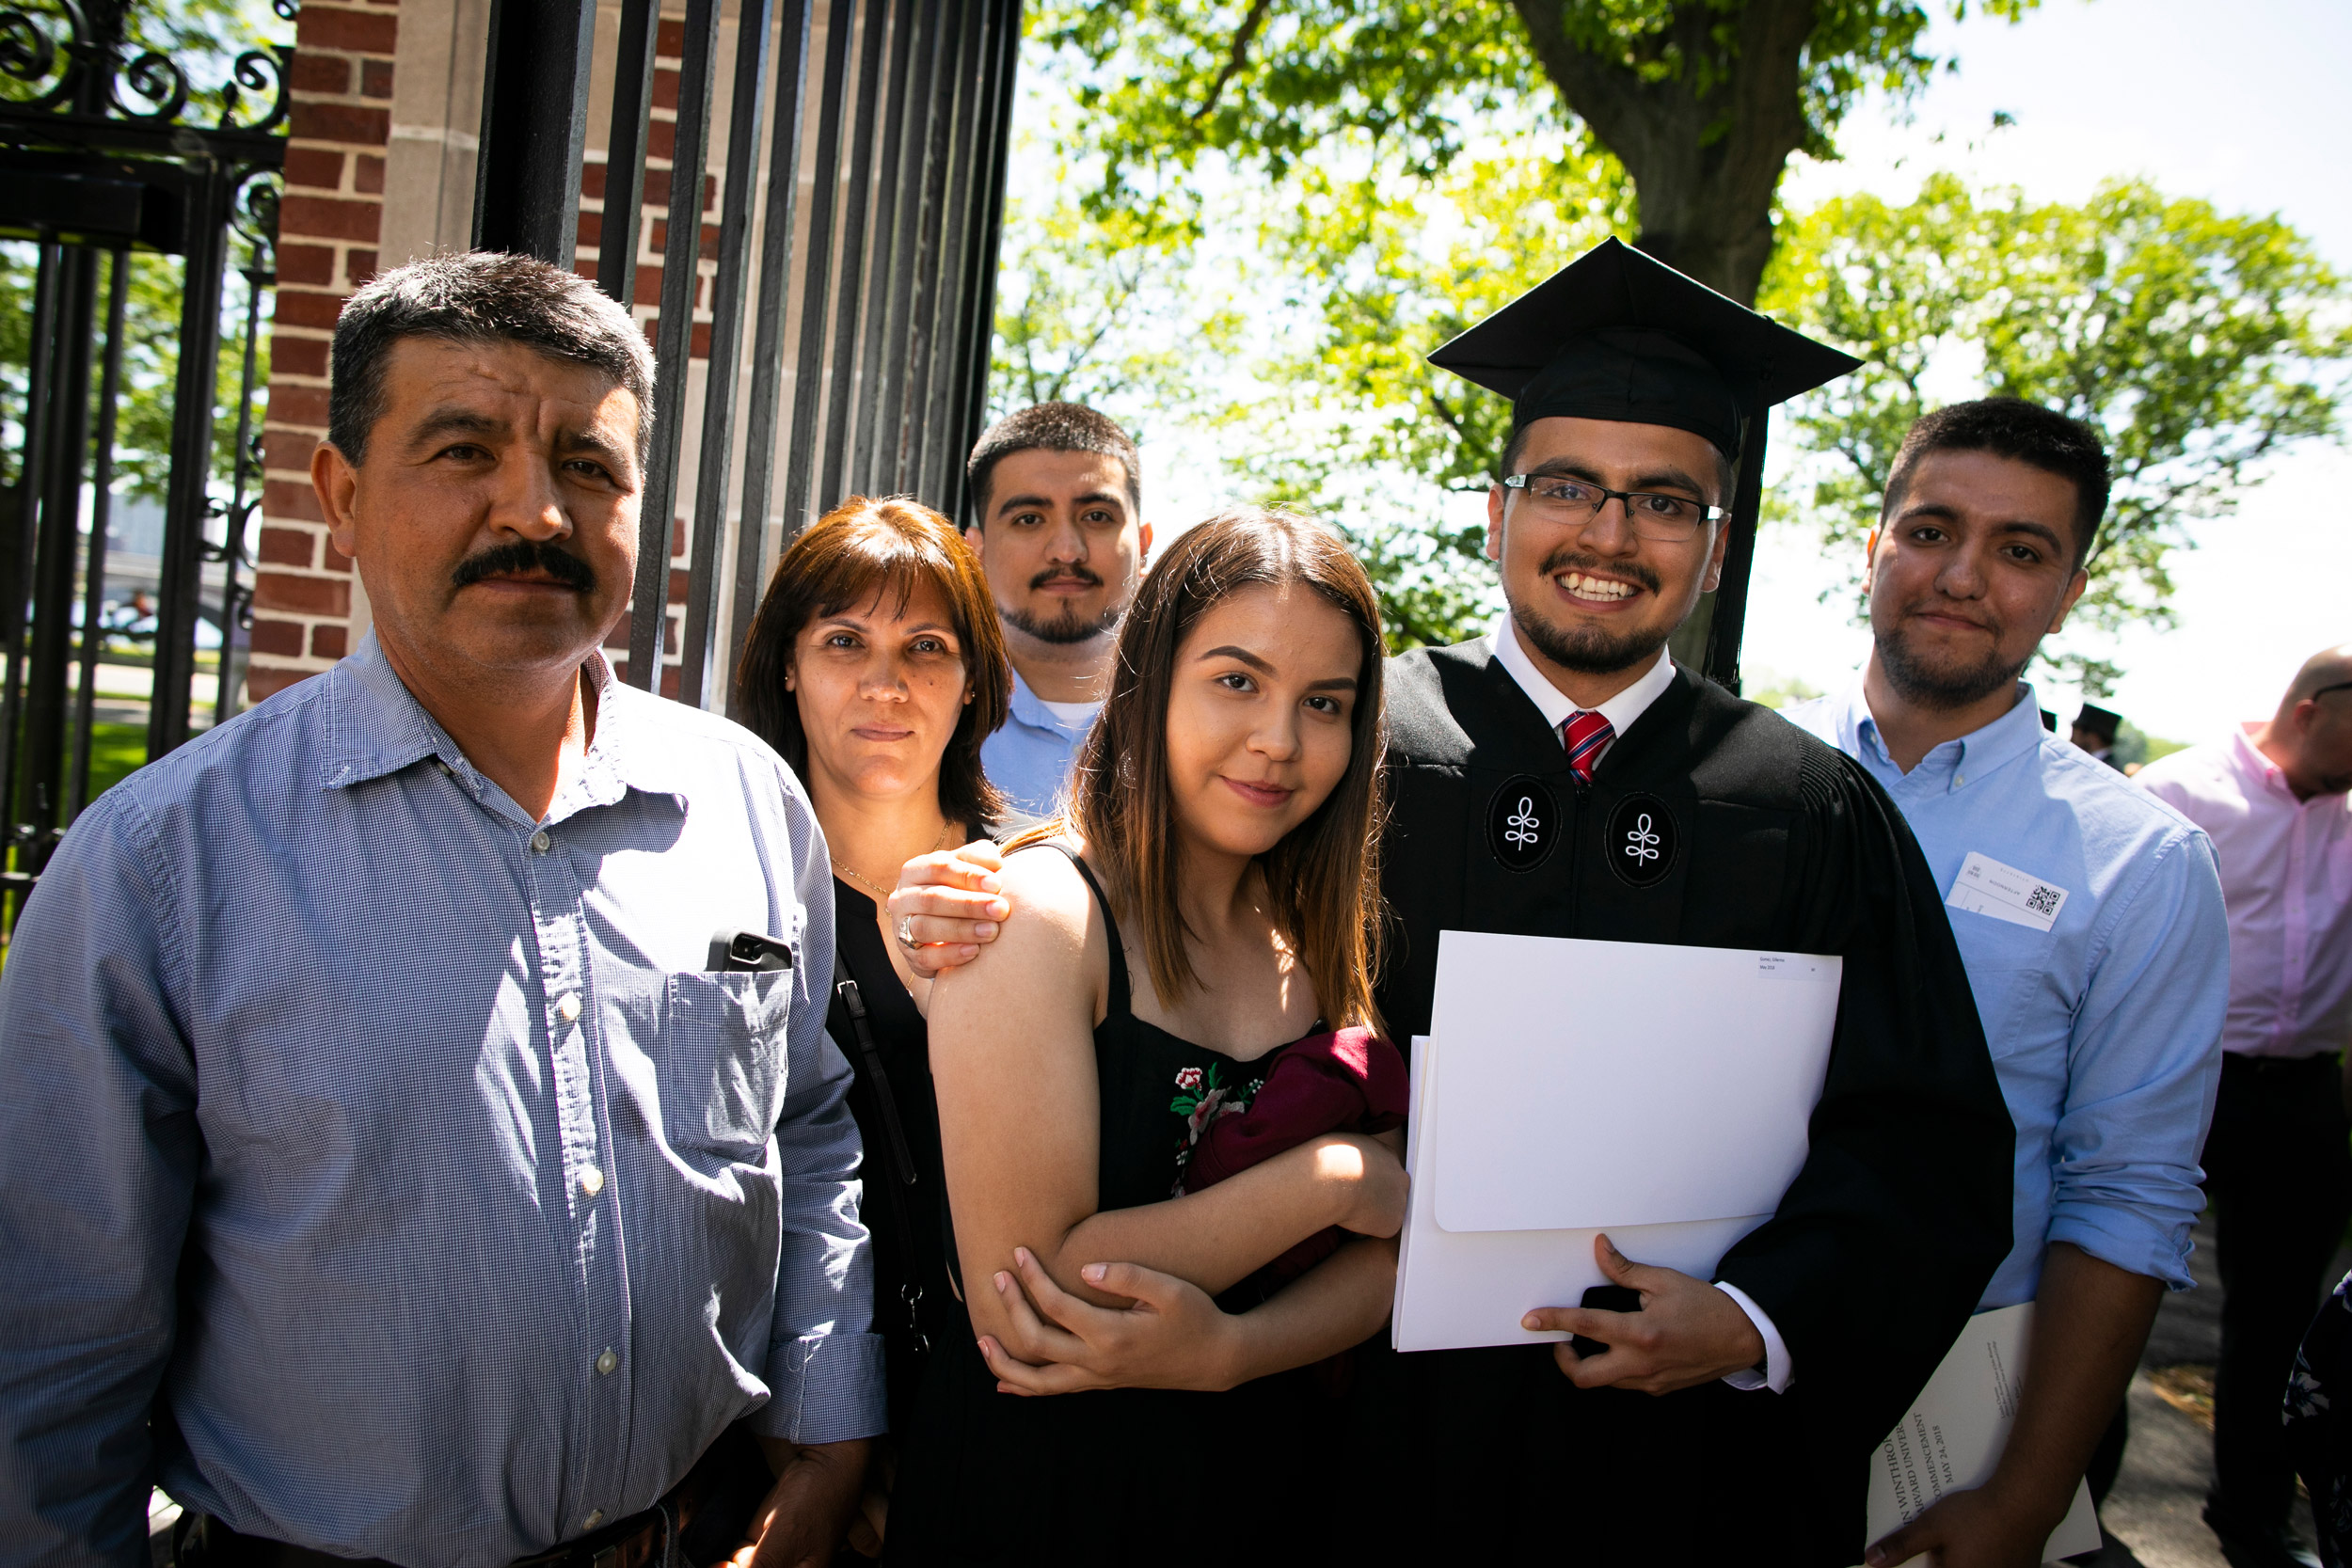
[1168,1060,1264,1194]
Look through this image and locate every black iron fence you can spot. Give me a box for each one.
[475,0,1021,710]
[0,0,291,935]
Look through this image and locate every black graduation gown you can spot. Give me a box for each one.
[1343,641,2014,1567]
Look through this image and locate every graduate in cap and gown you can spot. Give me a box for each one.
[1338,240,2015,1566]
[880,240,2015,1566]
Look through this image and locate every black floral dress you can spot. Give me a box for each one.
[2288,1269,2352,1564]
[882,847,1328,1567]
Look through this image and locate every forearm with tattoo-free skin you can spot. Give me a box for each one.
[927,849,1404,1354]
[979,1237,1401,1396]
[1867,1243,2164,1567]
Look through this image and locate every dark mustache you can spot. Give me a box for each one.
[452,540,596,592]
[1536,548,1661,594]
[1028,564,1103,591]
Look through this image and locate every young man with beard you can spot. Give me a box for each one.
[1784,400,2228,1568]
[885,242,2017,1566]
[962,403,1152,821]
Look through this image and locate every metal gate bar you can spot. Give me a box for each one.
[811,0,891,524]
[0,1,292,933]
[69,249,133,818]
[629,0,723,691]
[473,0,1023,708]
[849,0,923,490]
[773,0,858,590]
[677,0,783,702]
[596,0,661,310]
[723,0,818,675]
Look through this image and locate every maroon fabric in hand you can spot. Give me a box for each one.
[1181,1026,1408,1283]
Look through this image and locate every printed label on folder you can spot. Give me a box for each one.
[1756,953,1836,982]
[1947,850,2069,934]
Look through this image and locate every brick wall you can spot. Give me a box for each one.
[246,0,400,702]
[245,2,720,705]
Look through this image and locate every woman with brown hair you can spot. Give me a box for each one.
[883,507,1408,1564]
[734,495,1009,1489]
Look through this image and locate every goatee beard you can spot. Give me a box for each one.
[1515,606,1673,675]
[1002,601,1121,646]
[1509,550,1673,675]
[1875,622,2027,711]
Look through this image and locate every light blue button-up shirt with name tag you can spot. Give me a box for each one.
[1786,680,2230,1307]
[0,634,882,1568]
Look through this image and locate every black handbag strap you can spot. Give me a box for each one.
[830,949,928,1350]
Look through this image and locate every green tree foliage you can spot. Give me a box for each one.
[1001,0,2035,648]
[988,179,1245,429]
[1190,132,1635,647]
[0,0,290,505]
[0,0,292,110]
[1761,174,2351,692]
[0,245,273,510]
[1030,0,2031,302]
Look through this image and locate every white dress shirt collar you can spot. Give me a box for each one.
[1487,609,1678,737]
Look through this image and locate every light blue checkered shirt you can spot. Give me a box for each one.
[0,633,882,1568]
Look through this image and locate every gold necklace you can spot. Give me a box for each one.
[835,819,953,906]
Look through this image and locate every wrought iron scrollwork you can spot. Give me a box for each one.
[217,45,290,134]
[0,0,83,111]
[229,162,281,258]
[111,47,188,122]
[0,0,296,134]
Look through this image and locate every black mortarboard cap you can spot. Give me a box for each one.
[2074,703,2121,740]
[1427,238,1862,460]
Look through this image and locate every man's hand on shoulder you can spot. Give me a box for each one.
[886,839,1009,978]
[729,1436,871,1568]
[1518,1235,1769,1395]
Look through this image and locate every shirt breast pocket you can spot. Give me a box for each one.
[1947,911,2058,1058]
[660,969,794,1164]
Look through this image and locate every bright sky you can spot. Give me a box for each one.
[1019,0,2351,744]
[1741,0,2352,741]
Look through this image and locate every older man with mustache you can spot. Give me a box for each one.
[0,253,880,1568]
[1786,399,2229,1568]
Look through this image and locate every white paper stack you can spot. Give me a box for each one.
[1391,930,1841,1353]
[1861,1302,2103,1565]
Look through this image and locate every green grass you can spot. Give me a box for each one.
[0,722,156,959]
[86,721,150,800]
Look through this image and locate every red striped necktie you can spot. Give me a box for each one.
[1562,710,1614,782]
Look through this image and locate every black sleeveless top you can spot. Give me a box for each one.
[829,878,960,1433]
[882,845,1324,1566]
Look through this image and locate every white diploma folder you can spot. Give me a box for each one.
[1861,1302,2101,1564]
[1392,931,1841,1354]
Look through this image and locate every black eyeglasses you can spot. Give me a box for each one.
[2310,681,2352,702]
[1500,474,1727,543]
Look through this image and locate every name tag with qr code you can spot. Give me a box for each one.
[1947,850,2069,933]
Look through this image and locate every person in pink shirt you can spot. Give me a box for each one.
[2138,645,2352,1568]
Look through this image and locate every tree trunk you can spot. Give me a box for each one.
[1510,0,1817,305]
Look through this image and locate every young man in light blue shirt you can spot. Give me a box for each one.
[963,404,1152,821]
[1786,399,2230,1568]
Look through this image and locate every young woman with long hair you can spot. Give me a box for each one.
[882,507,1406,1564]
